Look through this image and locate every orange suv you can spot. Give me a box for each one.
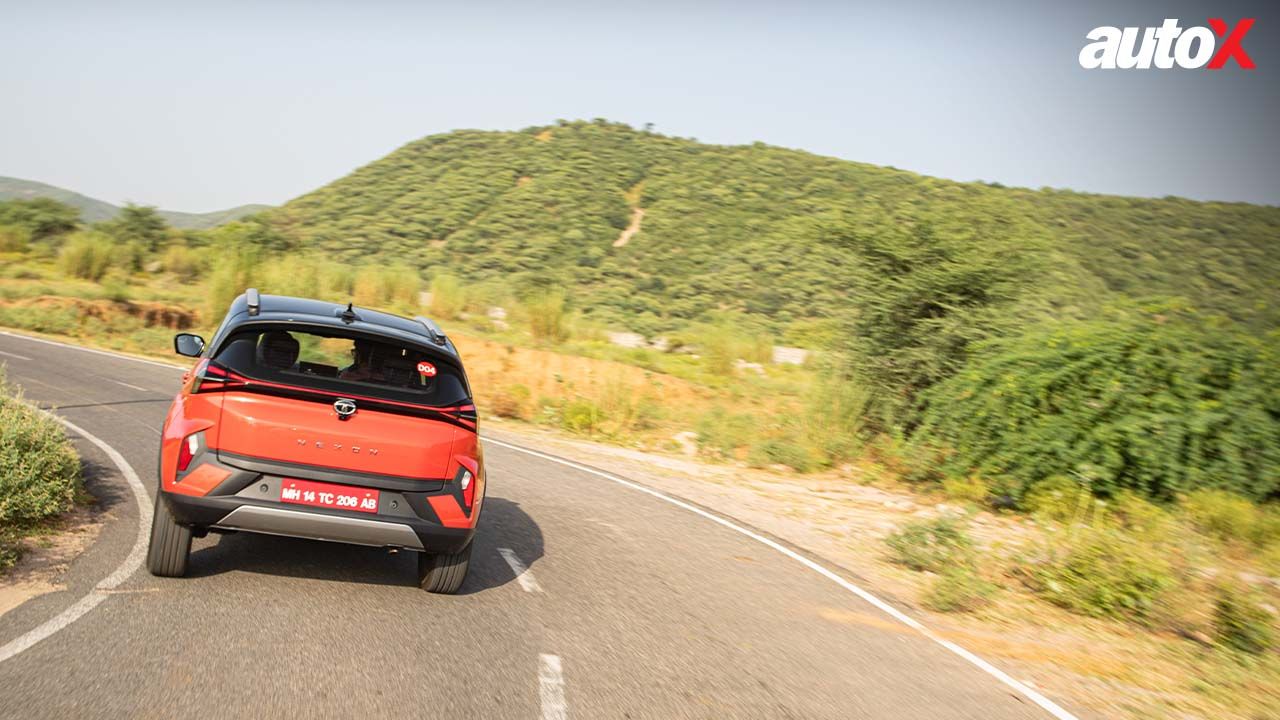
[147,290,483,594]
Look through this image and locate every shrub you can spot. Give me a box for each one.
[884,516,975,573]
[0,224,31,253]
[0,530,21,573]
[0,305,79,336]
[561,397,603,434]
[205,241,260,321]
[525,289,570,344]
[1021,474,1093,522]
[162,244,204,280]
[698,323,738,376]
[924,567,997,612]
[942,475,989,504]
[1020,524,1174,622]
[695,406,758,459]
[109,240,146,273]
[798,367,868,466]
[100,274,132,303]
[353,264,420,311]
[485,384,531,420]
[916,306,1280,503]
[0,370,81,528]
[1184,490,1274,546]
[747,435,818,472]
[827,204,1045,426]
[429,273,467,320]
[58,232,114,280]
[1213,584,1275,654]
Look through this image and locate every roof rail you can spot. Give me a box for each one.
[414,316,447,346]
[245,288,261,316]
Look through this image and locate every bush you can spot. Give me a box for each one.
[698,323,739,376]
[0,370,81,529]
[884,516,975,573]
[525,289,570,344]
[561,397,603,434]
[1020,524,1174,622]
[696,406,758,459]
[916,306,1280,503]
[0,224,31,253]
[162,244,204,280]
[429,273,467,320]
[205,241,260,321]
[1213,584,1275,654]
[0,529,21,573]
[353,264,421,311]
[485,384,531,420]
[100,274,132,303]
[798,366,869,466]
[747,435,818,472]
[942,475,989,504]
[58,232,114,281]
[1184,490,1278,547]
[924,567,997,612]
[827,204,1045,426]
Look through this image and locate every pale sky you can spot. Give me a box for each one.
[1,0,1276,212]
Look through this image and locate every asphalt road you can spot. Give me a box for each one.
[0,331,1075,720]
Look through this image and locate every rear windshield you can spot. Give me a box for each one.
[212,325,469,407]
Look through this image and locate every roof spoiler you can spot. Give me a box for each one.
[414,316,448,346]
[245,288,261,316]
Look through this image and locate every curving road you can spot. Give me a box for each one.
[0,331,1077,719]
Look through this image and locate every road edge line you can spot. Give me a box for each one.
[484,437,1078,720]
[0,415,153,664]
[0,330,187,371]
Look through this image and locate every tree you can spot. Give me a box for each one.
[825,205,1047,427]
[99,203,169,252]
[0,198,80,240]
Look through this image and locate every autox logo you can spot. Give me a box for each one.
[1079,18,1255,69]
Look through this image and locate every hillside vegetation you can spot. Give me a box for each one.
[264,120,1280,336]
[0,176,268,230]
[2,119,1277,505]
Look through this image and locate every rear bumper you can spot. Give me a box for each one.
[216,505,428,550]
[161,452,478,554]
[164,490,475,553]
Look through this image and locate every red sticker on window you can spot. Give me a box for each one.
[417,361,437,377]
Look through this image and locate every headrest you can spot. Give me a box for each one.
[258,331,299,370]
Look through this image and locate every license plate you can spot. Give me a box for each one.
[280,479,379,513]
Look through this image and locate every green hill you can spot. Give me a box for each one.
[0,176,269,230]
[264,120,1279,336]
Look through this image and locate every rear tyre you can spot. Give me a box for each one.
[417,542,472,594]
[146,492,192,577]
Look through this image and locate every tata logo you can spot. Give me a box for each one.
[1079,18,1255,69]
[334,398,357,421]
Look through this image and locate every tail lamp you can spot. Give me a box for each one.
[191,359,240,394]
[177,431,205,473]
[459,469,475,509]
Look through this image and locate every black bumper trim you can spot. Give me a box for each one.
[162,491,475,554]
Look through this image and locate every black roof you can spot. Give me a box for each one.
[220,291,459,358]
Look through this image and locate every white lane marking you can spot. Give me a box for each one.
[111,379,150,393]
[0,349,32,361]
[484,438,1079,720]
[0,331,186,371]
[0,415,153,665]
[538,653,567,720]
[497,547,543,593]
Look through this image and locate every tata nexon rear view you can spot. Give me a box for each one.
[147,289,483,594]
